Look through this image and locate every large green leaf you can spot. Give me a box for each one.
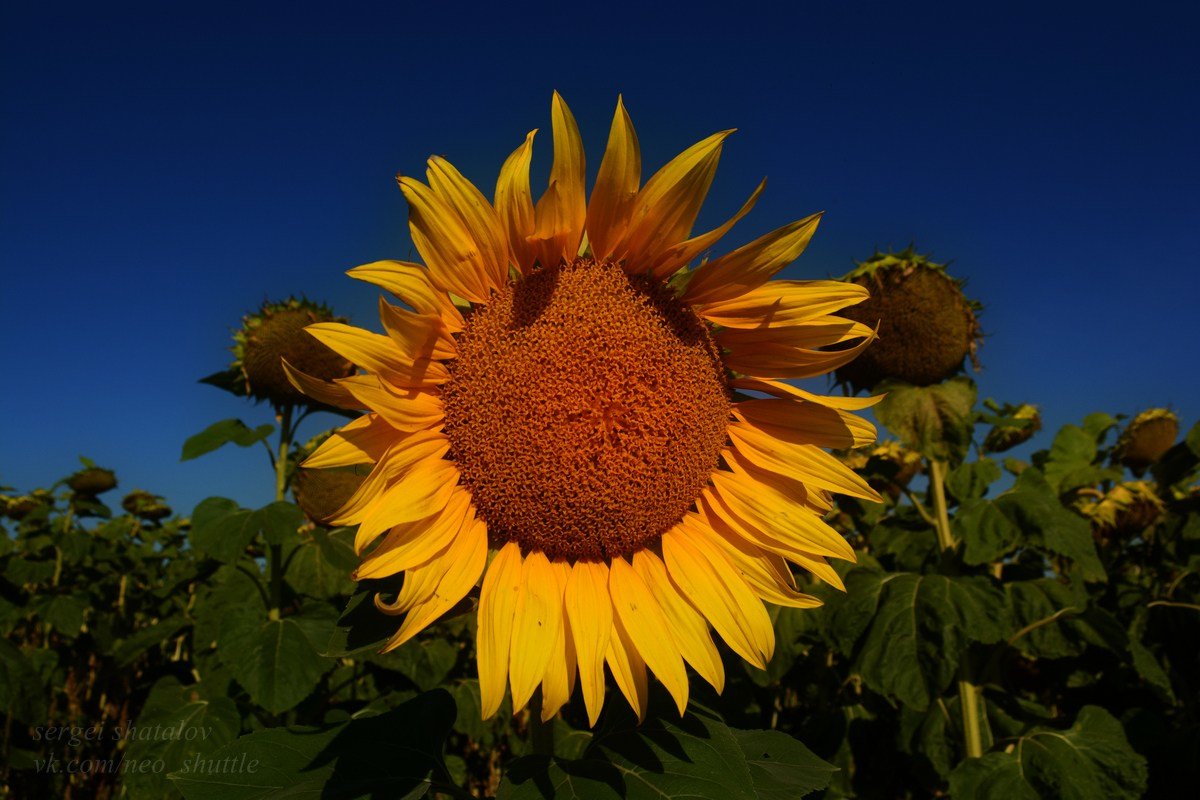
[181,419,274,462]
[993,470,1105,582]
[217,603,334,714]
[946,458,1002,503]
[120,677,241,800]
[190,499,306,564]
[170,690,456,799]
[498,704,835,800]
[954,499,1022,565]
[874,378,977,464]
[189,498,259,563]
[285,527,358,598]
[948,706,1146,799]
[834,570,1008,710]
[0,638,46,724]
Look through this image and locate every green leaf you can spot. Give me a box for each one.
[33,593,88,636]
[285,527,357,599]
[954,499,1021,565]
[190,499,306,564]
[0,638,46,724]
[198,367,250,398]
[324,577,404,658]
[120,677,241,800]
[255,501,304,547]
[189,498,258,563]
[839,571,1008,711]
[946,458,1002,502]
[169,690,455,799]
[114,615,190,666]
[732,728,838,799]
[948,706,1147,799]
[993,471,1105,582]
[379,638,459,692]
[181,419,274,462]
[1039,425,1119,494]
[1005,579,1086,659]
[217,604,333,714]
[499,704,835,800]
[874,377,977,464]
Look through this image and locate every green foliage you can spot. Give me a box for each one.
[3,371,1197,799]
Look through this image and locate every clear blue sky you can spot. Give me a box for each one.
[2,1,1197,516]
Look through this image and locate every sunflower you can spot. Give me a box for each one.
[287,94,881,725]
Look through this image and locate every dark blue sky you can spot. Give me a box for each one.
[2,1,1197,515]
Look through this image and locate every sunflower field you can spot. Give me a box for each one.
[2,97,1198,800]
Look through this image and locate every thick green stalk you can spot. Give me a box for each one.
[269,404,293,618]
[929,459,984,759]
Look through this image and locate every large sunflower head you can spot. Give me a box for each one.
[289,94,881,725]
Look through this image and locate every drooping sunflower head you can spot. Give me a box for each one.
[288,94,881,725]
[232,297,355,407]
[121,490,172,521]
[835,247,982,391]
[66,466,118,497]
[1113,408,1178,472]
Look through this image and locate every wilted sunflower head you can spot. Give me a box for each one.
[231,297,355,407]
[834,248,982,391]
[1077,481,1165,537]
[122,490,172,521]
[66,467,118,497]
[293,433,368,524]
[1114,408,1178,472]
[290,94,882,725]
[983,403,1042,454]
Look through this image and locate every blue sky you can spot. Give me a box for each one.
[2,1,1197,515]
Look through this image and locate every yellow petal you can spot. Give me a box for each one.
[683,212,822,305]
[695,279,869,329]
[509,551,563,713]
[495,129,538,273]
[648,177,765,279]
[539,560,576,721]
[350,460,459,545]
[685,515,821,609]
[477,542,523,719]
[330,430,451,530]
[530,92,587,268]
[718,316,876,350]
[281,359,367,410]
[382,515,487,651]
[301,413,393,469]
[705,472,856,562]
[565,560,613,726]
[729,376,884,411]
[354,488,472,574]
[721,327,877,380]
[398,176,495,304]
[347,260,464,332]
[734,399,877,450]
[609,558,689,715]
[341,379,445,433]
[586,96,641,261]
[378,298,456,361]
[631,550,725,693]
[605,612,648,722]
[616,130,732,272]
[727,422,881,502]
[426,156,509,290]
[306,322,450,387]
[662,523,774,669]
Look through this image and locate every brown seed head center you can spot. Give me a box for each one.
[442,259,731,561]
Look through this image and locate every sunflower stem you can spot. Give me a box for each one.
[269,404,294,615]
[928,459,955,552]
[929,458,985,760]
[528,693,555,756]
